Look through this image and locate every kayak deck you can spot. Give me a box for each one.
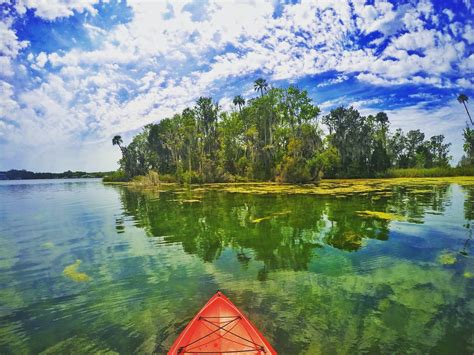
[168,291,276,354]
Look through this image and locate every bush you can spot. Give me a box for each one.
[102,171,128,182]
[158,174,176,182]
[130,171,164,186]
[180,171,203,184]
[277,156,312,183]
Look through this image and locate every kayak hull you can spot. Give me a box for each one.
[168,291,277,354]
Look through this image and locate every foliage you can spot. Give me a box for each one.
[459,126,474,167]
[110,79,460,183]
[103,170,128,182]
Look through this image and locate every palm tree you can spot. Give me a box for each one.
[112,135,123,148]
[112,135,126,155]
[458,93,473,125]
[254,78,268,97]
[233,95,245,112]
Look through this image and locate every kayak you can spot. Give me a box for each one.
[168,291,277,354]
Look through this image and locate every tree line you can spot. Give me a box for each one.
[0,169,113,180]
[112,79,472,183]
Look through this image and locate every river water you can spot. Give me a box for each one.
[0,178,473,354]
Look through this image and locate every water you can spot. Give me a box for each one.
[0,179,473,354]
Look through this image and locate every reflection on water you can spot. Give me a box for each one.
[0,179,473,354]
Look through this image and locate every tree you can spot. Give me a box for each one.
[112,79,453,182]
[458,93,473,126]
[253,78,268,97]
[323,107,374,177]
[232,95,245,112]
[428,135,451,167]
[388,129,408,168]
[112,135,127,170]
[405,130,425,168]
[112,135,123,149]
[460,126,474,166]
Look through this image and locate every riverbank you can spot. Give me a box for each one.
[382,166,474,178]
[103,166,474,186]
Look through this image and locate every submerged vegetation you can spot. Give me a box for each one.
[106,81,473,184]
[63,260,91,282]
[1,175,473,353]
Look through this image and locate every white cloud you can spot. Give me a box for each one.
[462,25,474,44]
[442,9,454,21]
[35,52,48,68]
[317,75,349,87]
[1,0,472,171]
[14,0,100,20]
[0,20,29,76]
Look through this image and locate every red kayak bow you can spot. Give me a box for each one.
[168,291,277,354]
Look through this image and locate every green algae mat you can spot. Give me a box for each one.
[0,178,473,353]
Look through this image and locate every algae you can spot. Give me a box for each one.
[251,216,273,223]
[437,252,457,265]
[251,211,291,223]
[41,242,54,249]
[272,211,291,216]
[463,271,473,278]
[356,210,406,221]
[63,260,91,282]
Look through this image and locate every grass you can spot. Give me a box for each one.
[381,166,474,178]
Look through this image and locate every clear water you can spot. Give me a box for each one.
[0,179,473,354]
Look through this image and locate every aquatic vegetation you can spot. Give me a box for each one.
[115,177,474,197]
[40,335,118,354]
[251,216,273,223]
[438,252,457,265]
[41,242,54,249]
[356,210,406,221]
[341,231,363,249]
[181,199,201,203]
[63,260,91,282]
[271,211,291,216]
[2,179,473,353]
[251,211,292,223]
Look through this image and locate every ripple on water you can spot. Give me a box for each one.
[0,180,473,353]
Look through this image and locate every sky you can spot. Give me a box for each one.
[0,0,473,172]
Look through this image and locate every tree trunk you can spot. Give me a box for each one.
[464,102,473,126]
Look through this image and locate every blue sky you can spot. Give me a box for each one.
[0,0,473,172]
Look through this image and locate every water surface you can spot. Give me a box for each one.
[0,179,473,354]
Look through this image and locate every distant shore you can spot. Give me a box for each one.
[0,169,114,181]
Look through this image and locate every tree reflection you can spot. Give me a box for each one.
[460,186,474,256]
[117,184,451,274]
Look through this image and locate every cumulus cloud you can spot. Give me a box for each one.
[0,20,29,76]
[14,0,100,20]
[0,0,473,170]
